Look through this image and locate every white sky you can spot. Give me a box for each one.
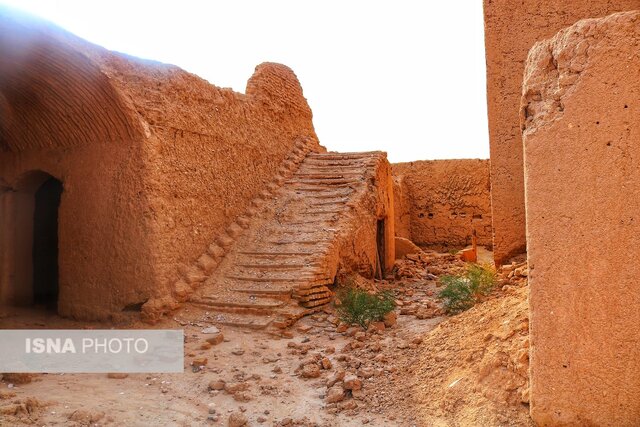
[1,0,489,163]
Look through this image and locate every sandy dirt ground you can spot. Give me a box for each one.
[0,249,531,426]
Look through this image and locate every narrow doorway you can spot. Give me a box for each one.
[32,177,62,309]
[376,218,386,279]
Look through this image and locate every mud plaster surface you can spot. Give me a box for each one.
[0,8,318,319]
[483,0,640,264]
[392,160,492,248]
[523,11,640,426]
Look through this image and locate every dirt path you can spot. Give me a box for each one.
[1,250,532,426]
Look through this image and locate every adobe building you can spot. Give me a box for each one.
[0,7,395,322]
[523,11,640,425]
[392,160,492,249]
[483,0,640,265]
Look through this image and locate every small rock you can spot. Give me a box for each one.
[368,322,385,333]
[233,391,252,402]
[321,357,332,370]
[325,385,345,403]
[231,349,245,356]
[206,333,225,345]
[383,312,397,328]
[228,411,248,427]
[208,379,226,391]
[357,367,375,379]
[301,364,321,379]
[338,399,358,410]
[224,382,249,393]
[336,324,348,333]
[327,370,345,387]
[68,409,105,424]
[192,357,208,366]
[343,374,362,391]
[202,326,220,334]
[208,403,216,414]
[107,373,128,379]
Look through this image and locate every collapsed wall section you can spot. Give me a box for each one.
[523,11,640,425]
[392,160,492,249]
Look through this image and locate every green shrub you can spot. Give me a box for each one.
[335,287,396,329]
[438,264,497,314]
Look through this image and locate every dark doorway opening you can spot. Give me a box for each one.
[32,177,62,308]
[376,219,386,279]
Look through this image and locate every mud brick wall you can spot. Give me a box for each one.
[0,8,318,319]
[523,12,640,425]
[483,0,640,264]
[392,160,492,248]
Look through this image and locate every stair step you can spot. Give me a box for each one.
[232,282,295,296]
[238,251,315,256]
[294,172,364,178]
[196,294,285,309]
[264,228,320,234]
[301,297,333,308]
[286,219,338,225]
[293,285,333,297]
[304,209,345,214]
[295,278,334,290]
[209,312,275,329]
[268,239,331,245]
[293,183,354,191]
[308,151,381,159]
[299,163,369,169]
[308,199,350,206]
[302,191,353,199]
[297,291,333,303]
[226,275,320,283]
[236,263,318,269]
[290,178,361,185]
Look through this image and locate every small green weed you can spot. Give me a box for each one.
[438,264,497,314]
[335,287,396,329]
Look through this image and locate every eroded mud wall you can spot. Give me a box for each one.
[99,58,320,303]
[0,10,152,320]
[392,177,411,239]
[523,12,640,425]
[333,153,395,278]
[392,160,492,248]
[0,8,319,320]
[483,0,640,264]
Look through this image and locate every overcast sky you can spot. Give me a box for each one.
[1,1,489,163]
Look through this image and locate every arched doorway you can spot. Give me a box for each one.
[0,171,62,311]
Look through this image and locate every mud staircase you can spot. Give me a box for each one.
[190,150,383,330]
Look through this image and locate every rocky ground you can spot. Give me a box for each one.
[0,249,531,426]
